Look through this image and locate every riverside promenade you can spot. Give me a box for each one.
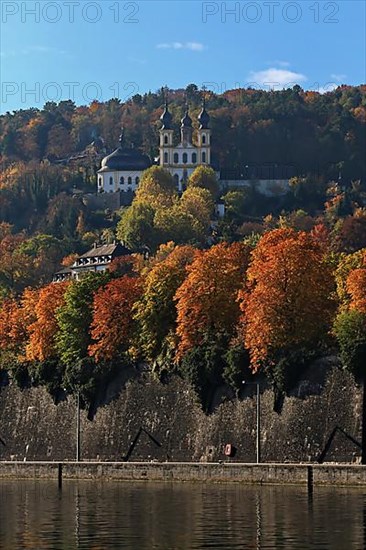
[1,461,366,486]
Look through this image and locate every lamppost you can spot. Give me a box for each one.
[67,387,80,462]
[76,390,80,462]
[243,381,261,463]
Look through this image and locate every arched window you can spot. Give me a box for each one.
[164,135,168,144]
[202,152,206,163]
[192,152,197,164]
[202,134,206,144]
[182,153,188,164]
[164,152,168,163]
[98,177,102,186]
[109,176,113,185]
[128,177,132,185]
[173,174,179,187]
[174,152,179,164]
[120,176,124,185]
[135,176,139,185]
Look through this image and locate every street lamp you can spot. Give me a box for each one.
[76,390,80,462]
[65,387,81,461]
[243,381,261,463]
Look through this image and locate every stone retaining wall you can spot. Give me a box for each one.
[0,367,362,464]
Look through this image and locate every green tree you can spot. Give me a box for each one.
[187,165,219,199]
[116,202,157,251]
[55,272,110,368]
[134,245,196,363]
[333,310,366,463]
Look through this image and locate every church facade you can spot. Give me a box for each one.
[158,100,212,191]
[97,100,213,194]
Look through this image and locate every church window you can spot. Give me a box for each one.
[164,135,168,144]
[120,176,124,185]
[109,177,113,185]
[202,152,206,163]
[164,152,168,163]
[174,152,179,163]
[135,176,139,185]
[202,134,206,144]
[173,174,179,187]
[128,177,132,185]
[183,153,188,164]
[192,152,197,163]
[98,177,102,186]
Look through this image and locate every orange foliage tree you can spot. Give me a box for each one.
[175,242,251,358]
[88,276,142,363]
[26,281,70,362]
[240,229,335,371]
[0,288,39,360]
[346,253,366,314]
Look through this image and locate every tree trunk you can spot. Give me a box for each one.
[362,379,366,464]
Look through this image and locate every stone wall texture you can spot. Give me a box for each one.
[0,366,362,464]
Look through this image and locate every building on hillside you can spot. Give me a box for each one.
[158,98,217,191]
[53,241,131,282]
[95,96,290,200]
[97,130,152,194]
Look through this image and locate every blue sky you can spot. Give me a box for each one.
[1,0,365,113]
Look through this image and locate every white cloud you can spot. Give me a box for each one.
[247,68,307,89]
[156,42,205,52]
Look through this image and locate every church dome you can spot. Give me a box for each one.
[198,106,210,129]
[160,102,173,129]
[98,132,151,172]
[181,106,192,128]
[198,97,210,129]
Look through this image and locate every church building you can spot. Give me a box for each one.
[97,98,213,194]
[96,98,289,198]
[96,130,151,194]
[158,99,212,191]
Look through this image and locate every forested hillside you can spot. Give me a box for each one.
[1,84,365,178]
[1,86,366,410]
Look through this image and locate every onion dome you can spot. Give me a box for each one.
[160,100,173,129]
[198,98,210,129]
[98,130,151,172]
[181,104,192,128]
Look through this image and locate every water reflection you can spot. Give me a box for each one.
[0,480,365,549]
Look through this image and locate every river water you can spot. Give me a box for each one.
[0,480,365,549]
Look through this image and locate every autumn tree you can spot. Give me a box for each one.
[175,242,251,357]
[347,257,366,313]
[26,281,70,362]
[334,249,365,310]
[179,186,214,230]
[135,166,177,209]
[88,276,142,363]
[331,213,366,253]
[134,245,196,364]
[0,288,39,384]
[240,228,335,396]
[0,233,33,293]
